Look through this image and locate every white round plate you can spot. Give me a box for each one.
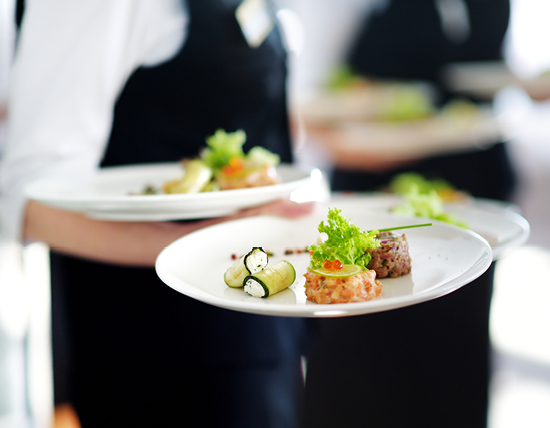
[297,85,502,160]
[24,163,317,221]
[155,211,492,318]
[330,193,530,260]
[443,61,550,100]
[330,111,501,159]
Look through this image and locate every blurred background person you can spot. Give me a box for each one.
[1,1,315,427]
[289,1,517,427]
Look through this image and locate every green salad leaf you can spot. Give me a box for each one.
[308,208,380,270]
[392,186,468,228]
[200,129,247,172]
[246,146,280,168]
[199,129,280,172]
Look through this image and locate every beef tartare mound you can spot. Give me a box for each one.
[304,269,382,304]
[367,231,411,278]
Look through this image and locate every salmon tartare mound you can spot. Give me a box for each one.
[304,269,383,304]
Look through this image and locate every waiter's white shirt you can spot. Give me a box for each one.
[0,0,378,242]
[0,0,188,240]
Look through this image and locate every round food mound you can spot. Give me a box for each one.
[367,231,411,278]
[304,269,382,304]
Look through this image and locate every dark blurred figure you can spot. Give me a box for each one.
[304,1,516,427]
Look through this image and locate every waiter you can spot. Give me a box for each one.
[1,1,313,426]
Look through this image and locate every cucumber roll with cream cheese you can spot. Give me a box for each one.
[244,260,296,298]
[224,247,269,288]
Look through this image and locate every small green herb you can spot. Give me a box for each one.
[373,223,433,233]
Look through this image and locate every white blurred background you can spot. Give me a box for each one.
[488,2,550,424]
[1,0,550,427]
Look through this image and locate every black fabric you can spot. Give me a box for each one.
[305,266,495,428]
[50,1,309,426]
[102,0,292,167]
[51,253,308,427]
[15,0,25,29]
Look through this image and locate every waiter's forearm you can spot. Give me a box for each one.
[23,200,206,266]
[23,199,316,267]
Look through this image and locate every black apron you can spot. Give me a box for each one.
[50,2,308,426]
[102,0,292,166]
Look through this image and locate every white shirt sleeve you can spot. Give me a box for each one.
[0,0,16,158]
[0,0,187,241]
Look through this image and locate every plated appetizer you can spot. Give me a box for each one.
[304,209,428,304]
[298,70,500,168]
[143,129,281,194]
[222,209,427,303]
[323,65,483,124]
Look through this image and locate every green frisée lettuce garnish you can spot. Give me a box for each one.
[308,208,381,271]
[200,129,247,172]
[200,129,280,174]
[392,187,468,228]
[388,172,468,227]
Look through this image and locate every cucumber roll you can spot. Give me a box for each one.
[163,159,213,194]
[244,260,296,298]
[224,247,269,288]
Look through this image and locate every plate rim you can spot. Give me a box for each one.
[25,162,313,204]
[330,192,530,261]
[23,162,317,221]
